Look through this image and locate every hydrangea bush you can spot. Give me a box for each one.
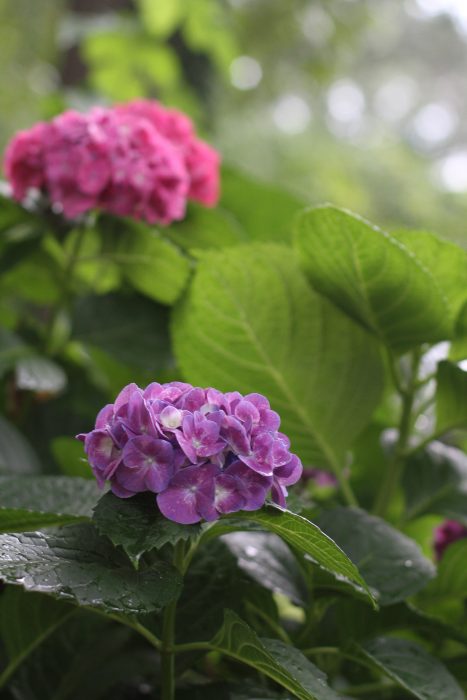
[1,102,467,700]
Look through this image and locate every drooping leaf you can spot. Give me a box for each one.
[210,610,340,700]
[173,244,384,470]
[115,222,190,304]
[202,506,375,606]
[316,507,435,605]
[222,531,308,606]
[0,524,182,614]
[435,360,467,433]
[393,229,467,330]
[0,416,41,474]
[73,293,172,373]
[294,206,451,351]
[403,441,467,524]
[0,587,75,688]
[93,491,201,566]
[359,636,464,700]
[0,475,101,518]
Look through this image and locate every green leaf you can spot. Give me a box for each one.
[73,293,172,374]
[0,475,101,518]
[221,166,304,243]
[393,229,467,330]
[0,587,75,688]
[173,244,384,470]
[115,222,190,304]
[359,636,464,700]
[0,507,84,533]
[15,356,67,394]
[210,610,340,700]
[51,436,94,479]
[203,506,375,606]
[316,507,435,605]
[138,0,183,36]
[0,416,41,474]
[419,539,467,623]
[435,360,467,433]
[167,205,247,252]
[403,441,467,524]
[93,492,201,566]
[294,206,452,351]
[0,524,182,614]
[222,532,308,606]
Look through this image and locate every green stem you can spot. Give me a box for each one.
[373,348,421,518]
[161,541,186,700]
[329,453,358,507]
[44,225,86,355]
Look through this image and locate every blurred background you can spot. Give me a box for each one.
[2,0,467,243]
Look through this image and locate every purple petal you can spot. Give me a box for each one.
[271,481,287,508]
[214,473,246,514]
[225,460,272,510]
[114,383,140,412]
[122,435,174,492]
[222,414,250,455]
[274,454,303,485]
[95,404,114,429]
[159,405,183,429]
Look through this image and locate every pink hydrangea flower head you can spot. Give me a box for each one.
[4,122,50,200]
[77,381,302,524]
[44,109,113,218]
[434,520,467,561]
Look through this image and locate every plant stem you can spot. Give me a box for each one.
[44,225,86,355]
[329,453,358,507]
[373,348,421,518]
[160,540,186,700]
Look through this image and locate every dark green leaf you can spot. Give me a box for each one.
[0,416,41,474]
[316,507,435,605]
[0,476,101,518]
[0,523,182,614]
[0,587,75,688]
[403,441,467,523]
[173,244,384,470]
[73,293,172,373]
[418,539,467,625]
[359,636,464,700]
[203,506,375,606]
[210,610,340,700]
[222,531,308,606]
[0,507,84,533]
[435,360,467,433]
[115,222,190,304]
[294,206,451,351]
[93,491,201,566]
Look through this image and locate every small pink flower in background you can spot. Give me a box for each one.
[3,99,220,225]
[302,467,338,488]
[433,520,467,561]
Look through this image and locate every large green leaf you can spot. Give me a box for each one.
[73,293,172,374]
[0,416,41,474]
[222,531,308,606]
[316,507,435,605]
[418,539,467,625]
[173,244,384,470]
[0,524,182,614]
[393,229,467,330]
[167,205,247,252]
[0,587,75,688]
[203,506,374,606]
[0,508,85,533]
[435,360,467,433]
[221,166,304,242]
[403,442,467,524]
[294,206,451,351]
[51,437,94,479]
[0,476,101,518]
[210,610,340,700]
[359,636,464,700]
[115,222,190,304]
[93,491,201,567]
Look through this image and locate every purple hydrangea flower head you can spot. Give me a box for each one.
[77,381,302,524]
[434,520,467,561]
